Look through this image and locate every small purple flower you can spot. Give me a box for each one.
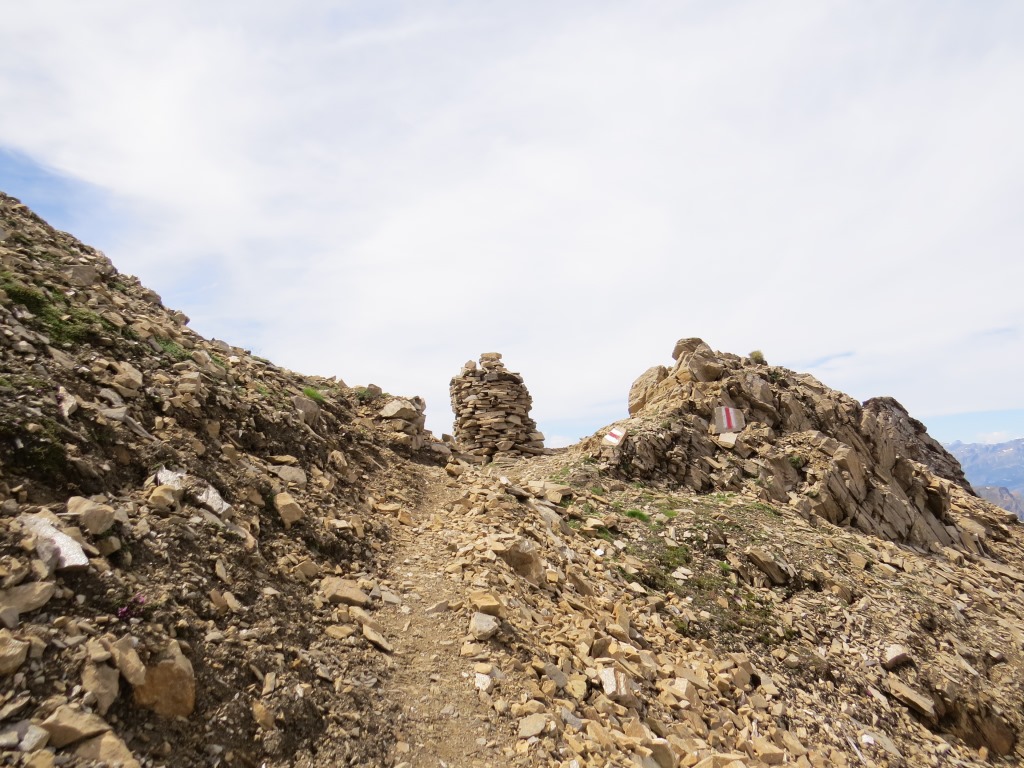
[116,593,147,621]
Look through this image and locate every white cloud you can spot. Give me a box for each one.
[977,431,1013,445]
[1,1,1023,441]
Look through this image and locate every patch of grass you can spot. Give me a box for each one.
[0,417,70,483]
[0,273,114,346]
[354,387,378,403]
[156,337,190,361]
[590,485,605,496]
[0,377,11,389]
[4,231,33,248]
[110,277,131,294]
[749,349,766,365]
[659,545,692,570]
[302,386,325,404]
[1,274,48,314]
[748,501,782,517]
[625,509,650,523]
[787,454,807,470]
[210,354,228,369]
[690,571,729,593]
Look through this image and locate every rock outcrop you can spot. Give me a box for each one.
[449,353,545,460]
[609,338,993,553]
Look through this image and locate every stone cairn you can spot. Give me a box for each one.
[450,353,545,460]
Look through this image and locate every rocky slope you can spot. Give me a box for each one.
[975,487,1024,521]
[0,191,449,766]
[2,192,1024,768]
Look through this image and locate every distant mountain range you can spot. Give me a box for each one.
[947,438,1024,519]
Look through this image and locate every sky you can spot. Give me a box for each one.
[1,1,1022,448]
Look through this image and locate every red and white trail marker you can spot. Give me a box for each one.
[713,407,745,434]
[603,427,626,446]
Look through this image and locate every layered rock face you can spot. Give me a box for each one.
[449,353,545,460]
[613,338,990,552]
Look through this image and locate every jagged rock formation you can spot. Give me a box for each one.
[449,353,545,460]
[613,338,992,553]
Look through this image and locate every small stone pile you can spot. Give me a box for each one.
[449,353,545,460]
[377,396,427,450]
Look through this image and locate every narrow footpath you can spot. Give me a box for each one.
[374,465,508,768]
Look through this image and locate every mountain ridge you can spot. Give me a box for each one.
[1,191,1023,767]
[946,439,1024,520]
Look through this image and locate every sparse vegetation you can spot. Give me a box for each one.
[156,337,189,361]
[4,231,32,247]
[659,545,692,569]
[354,387,378,403]
[0,271,113,345]
[303,386,325,403]
[749,501,782,517]
[749,349,766,365]
[625,509,650,523]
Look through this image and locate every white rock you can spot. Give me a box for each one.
[469,612,500,641]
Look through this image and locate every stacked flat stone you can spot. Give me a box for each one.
[450,353,545,459]
[378,396,427,451]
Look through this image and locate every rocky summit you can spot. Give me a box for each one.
[0,191,1023,768]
